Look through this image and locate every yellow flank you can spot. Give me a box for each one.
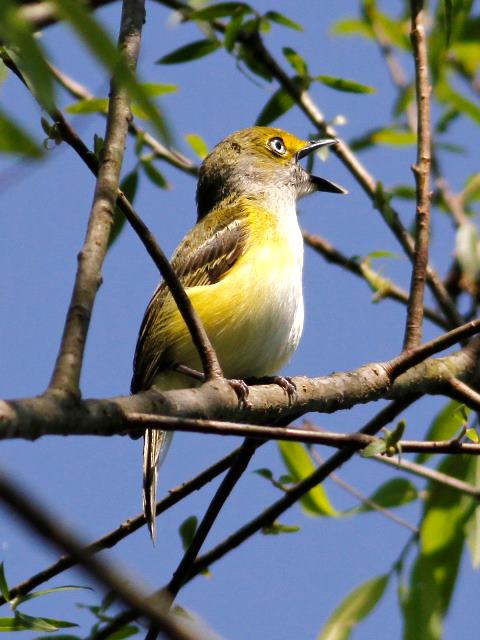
[152,196,304,389]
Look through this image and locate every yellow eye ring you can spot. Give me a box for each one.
[268,136,287,156]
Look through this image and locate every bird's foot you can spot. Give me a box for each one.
[228,378,251,408]
[245,375,297,405]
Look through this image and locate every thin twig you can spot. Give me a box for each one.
[48,0,147,395]
[372,453,480,498]
[0,445,243,606]
[0,464,200,640]
[403,0,433,350]
[445,376,480,412]
[310,449,418,533]
[302,230,447,329]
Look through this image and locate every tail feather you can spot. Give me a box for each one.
[143,428,172,542]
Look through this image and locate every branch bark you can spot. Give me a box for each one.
[403,0,432,350]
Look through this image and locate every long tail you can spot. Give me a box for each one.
[143,428,172,542]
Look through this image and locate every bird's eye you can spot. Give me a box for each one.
[268,137,287,156]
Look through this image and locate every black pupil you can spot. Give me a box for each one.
[273,138,284,152]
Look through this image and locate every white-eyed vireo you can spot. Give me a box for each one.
[131,126,346,539]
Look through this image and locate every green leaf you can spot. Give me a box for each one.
[318,574,389,640]
[179,516,198,550]
[371,129,416,146]
[262,521,300,535]
[416,401,470,463]
[0,4,54,110]
[0,108,42,157]
[51,0,170,141]
[437,80,480,123]
[315,75,375,94]
[140,82,178,97]
[466,459,480,569]
[391,185,416,200]
[224,9,247,51]
[3,611,77,632]
[278,442,337,516]
[466,428,479,443]
[98,627,138,640]
[237,43,272,81]
[366,250,399,260]
[0,565,9,602]
[185,133,209,160]
[66,98,109,115]
[331,18,373,39]
[109,168,137,250]
[360,439,387,458]
[255,88,295,126]
[157,39,221,64]
[455,221,480,290]
[402,455,476,640]
[358,478,418,513]
[12,585,90,609]
[254,468,274,480]
[263,11,303,31]
[444,0,453,46]
[190,2,251,21]
[141,159,168,189]
[282,47,308,77]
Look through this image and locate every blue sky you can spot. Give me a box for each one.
[0,1,478,638]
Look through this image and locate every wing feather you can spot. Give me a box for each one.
[131,206,250,392]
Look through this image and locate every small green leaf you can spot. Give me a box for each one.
[224,9,247,51]
[141,159,168,189]
[66,98,109,115]
[185,133,209,160]
[255,88,295,126]
[179,516,198,550]
[140,82,178,97]
[0,565,9,602]
[318,574,389,640]
[358,478,418,513]
[416,400,470,463]
[254,468,274,480]
[331,18,373,39]
[366,250,399,260]
[12,585,90,609]
[0,109,42,157]
[360,439,387,458]
[7,611,77,632]
[466,428,479,443]
[278,442,337,516]
[391,185,416,200]
[190,2,251,21]
[371,129,417,146]
[282,47,308,76]
[315,75,375,94]
[262,521,300,535]
[437,81,480,124]
[157,39,221,64]
[109,169,137,250]
[263,11,303,31]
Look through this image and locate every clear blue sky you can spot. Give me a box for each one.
[0,1,477,638]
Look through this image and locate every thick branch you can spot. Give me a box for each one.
[403,0,432,350]
[49,0,146,395]
[1,333,479,441]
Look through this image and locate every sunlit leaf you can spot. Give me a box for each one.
[357,478,418,513]
[12,585,91,609]
[318,574,389,640]
[372,129,416,146]
[255,88,295,126]
[157,39,221,64]
[315,75,375,94]
[66,98,109,115]
[331,18,373,39]
[263,10,303,31]
[185,133,209,159]
[360,438,387,458]
[278,441,337,516]
[282,47,308,76]
[190,2,251,21]
[391,185,416,200]
[466,459,480,568]
[0,109,42,157]
[437,81,480,124]
[416,402,470,465]
[141,159,168,188]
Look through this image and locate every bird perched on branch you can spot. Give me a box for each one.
[131,126,347,540]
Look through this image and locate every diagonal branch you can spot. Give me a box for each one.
[403,0,432,350]
[48,0,146,395]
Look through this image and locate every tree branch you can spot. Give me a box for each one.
[403,0,432,350]
[48,0,146,395]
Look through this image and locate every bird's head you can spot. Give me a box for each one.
[196,126,347,220]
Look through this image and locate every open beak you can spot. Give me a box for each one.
[297,138,348,194]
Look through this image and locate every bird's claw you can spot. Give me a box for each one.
[228,378,251,408]
[271,376,297,403]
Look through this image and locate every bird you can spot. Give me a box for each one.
[131,126,347,540]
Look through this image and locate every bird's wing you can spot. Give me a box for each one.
[131,205,250,392]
